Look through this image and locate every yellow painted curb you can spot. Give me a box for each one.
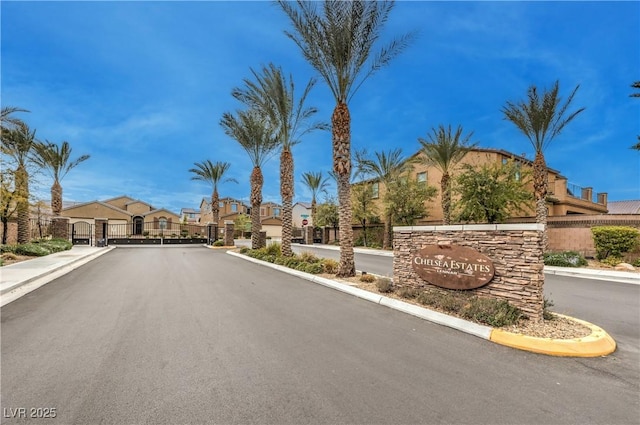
[490,314,616,357]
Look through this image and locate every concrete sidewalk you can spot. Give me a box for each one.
[1,246,114,306]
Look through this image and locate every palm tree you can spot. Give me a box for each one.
[220,109,279,249]
[277,0,414,277]
[417,125,477,225]
[32,140,90,216]
[301,171,330,228]
[232,63,327,256]
[502,80,585,248]
[355,148,412,249]
[1,123,37,243]
[631,81,640,150]
[189,160,237,230]
[1,106,28,132]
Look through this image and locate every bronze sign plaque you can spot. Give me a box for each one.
[412,245,495,290]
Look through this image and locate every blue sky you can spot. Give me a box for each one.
[2,1,639,215]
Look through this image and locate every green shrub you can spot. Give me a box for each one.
[376,277,393,293]
[397,287,421,299]
[213,240,225,247]
[239,247,249,254]
[543,251,587,267]
[543,297,555,321]
[321,258,339,274]
[417,290,469,313]
[591,226,640,260]
[299,251,320,263]
[39,238,72,253]
[303,262,324,274]
[359,273,376,283]
[1,244,17,254]
[601,256,622,266]
[15,243,50,257]
[461,297,524,327]
[284,257,302,269]
[265,242,281,257]
[633,259,640,267]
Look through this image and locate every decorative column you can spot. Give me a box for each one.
[95,218,108,247]
[224,221,235,247]
[51,217,69,241]
[304,226,314,245]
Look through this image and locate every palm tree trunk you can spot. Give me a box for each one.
[280,148,294,257]
[211,189,220,227]
[51,180,62,216]
[441,173,451,225]
[333,102,355,277]
[15,165,30,244]
[383,211,392,250]
[250,166,263,250]
[533,152,548,250]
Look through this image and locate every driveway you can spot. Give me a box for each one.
[1,246,638,424]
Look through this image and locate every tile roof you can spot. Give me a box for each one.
[607,200,640,214]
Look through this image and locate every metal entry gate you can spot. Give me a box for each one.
[70,221,93,245]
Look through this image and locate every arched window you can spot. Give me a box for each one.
[159,217,167,230]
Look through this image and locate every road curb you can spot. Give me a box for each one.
[490,314,617,357]
[227,250,617,357]
[544,266,639,285]
[1,246,115,306]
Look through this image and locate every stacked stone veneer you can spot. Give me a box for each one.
[393,224,545,321]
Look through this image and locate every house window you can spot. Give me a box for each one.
[417,172,427,183]
[231,203,238,212]
[260,207,266,216]
[219,201,224,208]
[515,163,521,181]
[273,208,281,217]
[159,217,167,230]
[372,182,379,199]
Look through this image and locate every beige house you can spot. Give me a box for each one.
[62,195,182,236]
[363,147,608,225]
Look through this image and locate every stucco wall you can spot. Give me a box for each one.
[393,224,545,321]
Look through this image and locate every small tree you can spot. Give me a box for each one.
[315,199,339,242]
[591,226,640,261]
[351,182,379,247]
[385,178,437,226]
[0,170,20,244]
[454,161,533,224]
[234,213,251,238]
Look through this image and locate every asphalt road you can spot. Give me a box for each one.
[2,246,638,424]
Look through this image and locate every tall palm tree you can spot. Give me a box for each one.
[220,109,279,249]
[502,80,584,248]
[1,123,37,243]
[232,63,327,256]
[418,125,477,225]
[32,140,90,216]
[301,171,330,228]
[631,81,640,150]
[277,0,414,277]
[189,160,237,229]
[355,148,412,249]
[1,106,28,132]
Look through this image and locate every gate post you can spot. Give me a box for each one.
[95,218,108,247]
[304,226,314,245]
[224,221,235,247]
[51,217,69,241]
